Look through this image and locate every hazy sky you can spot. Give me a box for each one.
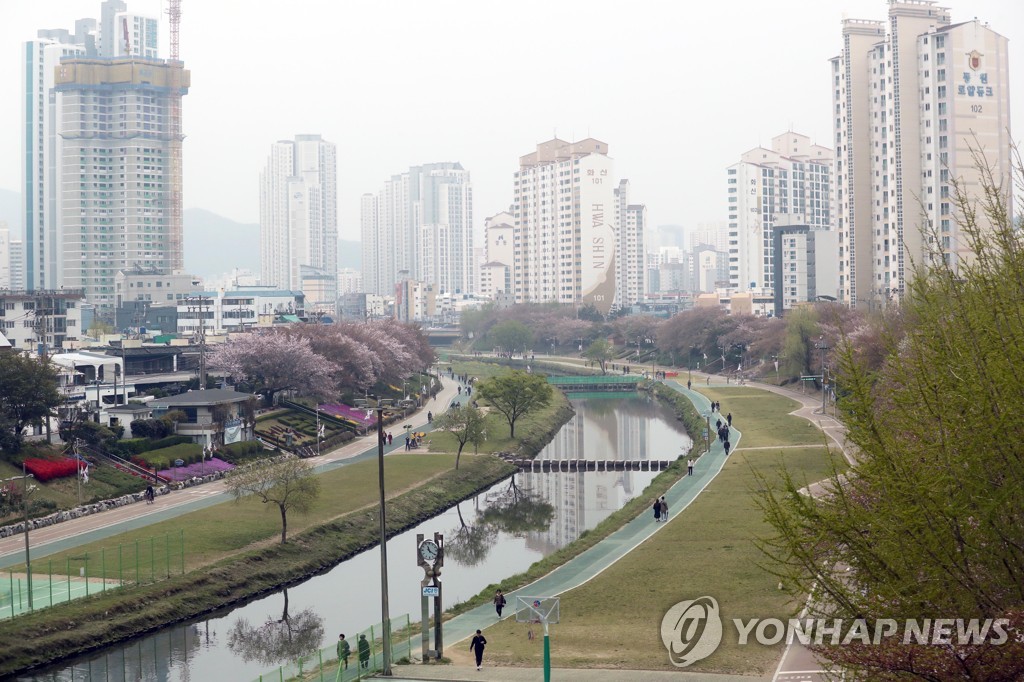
[2,0,1021,243]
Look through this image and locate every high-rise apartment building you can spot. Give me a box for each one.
[23,19,94,291]
[259,135,339,306]
[24,0,188,317]
[833,1,1011,308]
[54,56,189,315]
[726,132,834,294]
[0,223,12,289]
[615,180,647,310]
[513,138,642,316]
[479,211,514,300]
[361,163,473,297]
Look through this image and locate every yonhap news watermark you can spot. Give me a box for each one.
[660,596,1011,667]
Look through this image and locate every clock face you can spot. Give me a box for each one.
[419,539,439,563]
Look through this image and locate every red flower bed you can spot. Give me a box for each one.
[23,458,82,483]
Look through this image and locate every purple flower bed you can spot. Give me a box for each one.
[319,403,376,425]
[158,457,235,481]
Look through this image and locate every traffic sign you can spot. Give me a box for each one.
[422,586,440,597]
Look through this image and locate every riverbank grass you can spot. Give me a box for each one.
[694,386,826,448]
[461,445,840,674]
[9,454,459,577]
[0,455,516,678]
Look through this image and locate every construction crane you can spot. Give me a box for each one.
[166,0,182,61]
[122,16,131,55]
[166,0,184,270]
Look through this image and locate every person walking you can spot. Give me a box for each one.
[727,412,733,426]
[145,485,155,504]
[493,589,507,618]
[387,432,393,445]
[652,498,662,523]
[687,458,694,476]
[659,496,669,521]
[687,379,692,390]
[724,440,732,456]
[470,629,488,670]
[336,633,350,670]
[427,411,433,423]
[357,633,370,670]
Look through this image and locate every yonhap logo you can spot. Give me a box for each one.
[660,596,723,667]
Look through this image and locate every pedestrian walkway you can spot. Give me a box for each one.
[428,381,740,652]
[388,664,767,681]
[0,374,464,569]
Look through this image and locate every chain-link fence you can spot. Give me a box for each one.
[252,614,414,682]
[1,529,185,620]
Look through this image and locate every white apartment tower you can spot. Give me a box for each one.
[513,138,623,316]
[361,163,473,297]
[259,135,339,302]
[832,1,1011,308]
[479,211,514,300]
[23,1,165,296]
[614,180,647,310]
[727,132,834,294]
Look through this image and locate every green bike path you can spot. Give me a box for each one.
[436,380,739,647]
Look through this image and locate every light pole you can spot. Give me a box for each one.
[362,397,395,676]
[815,337,829,414]
[3,466,36,610]
[703,412,711,454]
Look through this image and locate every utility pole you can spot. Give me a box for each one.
[815,337,829,414]
[186,295,209,390]
[3,466,37,610]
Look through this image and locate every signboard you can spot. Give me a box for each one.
[422,586,440,597]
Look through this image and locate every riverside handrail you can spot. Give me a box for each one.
[78,444,170,484]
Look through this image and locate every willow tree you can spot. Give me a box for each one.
[758,151,1024,679]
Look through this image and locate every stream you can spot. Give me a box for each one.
[21,392,691,681]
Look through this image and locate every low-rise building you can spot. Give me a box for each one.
[148,388,255,448]
[0,289,84,352]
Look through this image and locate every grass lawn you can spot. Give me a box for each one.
[463,446,841,674]
[695,386,827,448]
[12,454,460,578]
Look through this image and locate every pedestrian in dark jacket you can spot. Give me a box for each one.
[470,630,487,670]
[358,634,370,669]
[336,634,350,669]
[493,589,506,617]
[727,412,733,426]
[653,498,662,522]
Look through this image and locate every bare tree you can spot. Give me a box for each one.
[225,457,320,543]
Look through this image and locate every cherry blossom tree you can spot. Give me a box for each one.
[208,332,337,404]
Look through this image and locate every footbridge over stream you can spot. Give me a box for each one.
[546,375,643,392]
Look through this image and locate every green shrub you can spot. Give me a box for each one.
[217,441,264,464]
[133,443,203,469]
[148,435,190,451]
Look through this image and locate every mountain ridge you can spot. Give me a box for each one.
[0,188,360,281]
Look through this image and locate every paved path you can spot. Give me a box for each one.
[684,373,851,682]
[388,664,767,681]
[420,380,741,656]
[0,374,465,569]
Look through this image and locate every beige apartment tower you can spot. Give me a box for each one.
[832,0,1011,309]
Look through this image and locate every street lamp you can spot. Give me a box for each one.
[3,465,36,610]
[703,412,711,454]
[360,397,395,676]
[815,337,830,414]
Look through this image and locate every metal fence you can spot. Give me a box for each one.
[253,614,413,682]
[0,530,185,620]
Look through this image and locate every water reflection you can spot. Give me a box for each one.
[22,394,690,681]
[226,589,324,667]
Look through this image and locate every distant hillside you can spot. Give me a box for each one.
[185,209,360,278]
[183,208,260,278]
[0,195,359,278]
